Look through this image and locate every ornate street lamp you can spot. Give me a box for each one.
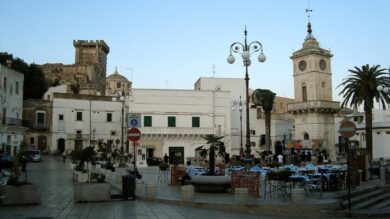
[232,96,246,156]
[112,92,126,155]
[376,67,390,94]
[227,27,266,159]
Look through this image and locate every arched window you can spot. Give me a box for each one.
[116,82,121,89]
[321,82,325,87]
[304,133,309,140]
[302,83,307,101]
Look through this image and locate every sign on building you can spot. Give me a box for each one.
[127,113,141,127]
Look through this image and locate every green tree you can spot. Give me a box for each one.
[200,134,224,175]
[337,64,390,162]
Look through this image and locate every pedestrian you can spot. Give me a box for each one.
[277,154,283,165]
[163,153,169,163]
[62,151,66,163]
[20,155,27,172]
[182,160,195,185]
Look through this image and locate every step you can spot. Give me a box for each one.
[352,192,390,210]
[336,185,379,200]
[370,192,390,209]
[342,189,383,208]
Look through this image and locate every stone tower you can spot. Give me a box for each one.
[40,40,109,95]
[288,21,339,160]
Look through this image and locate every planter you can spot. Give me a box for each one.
[191,175,231,192]
[77,172,89,183]
[0,184,41,205]
[74,182,111,202]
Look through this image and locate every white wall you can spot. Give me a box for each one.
[0,64,24,156]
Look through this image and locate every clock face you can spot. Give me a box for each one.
[298,60,306,71]
[319,59,326,70]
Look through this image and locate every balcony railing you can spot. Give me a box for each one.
[33,123,49,130]
[139,127,215,136]
[288,100,340,113]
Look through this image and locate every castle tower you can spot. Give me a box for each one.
[288,20,340,160]
[73,40,110,95]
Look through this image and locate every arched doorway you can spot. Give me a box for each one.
[57,138,65,153]
[304,133,309,140]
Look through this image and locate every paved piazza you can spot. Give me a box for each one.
[0,156,292,219]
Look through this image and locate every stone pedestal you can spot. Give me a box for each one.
[291,188,305,203]
[74,183,111,202]
[0,184,41,205]
[181,185,194,201]
[145,183,157,198]
[234,188,248,205]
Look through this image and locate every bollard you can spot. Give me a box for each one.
[145,183,157,198]
[181,185,194,201]
[380,165,386,186]
[234,188,248,205]
[291,188,305,202]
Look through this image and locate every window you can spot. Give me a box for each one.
[3,77,7,93]
[144,116,152,127]
[76,112,82,121]
[250,142,256,147]
[117,82,121,88]
[302,83,307,101]
[36,112,45,124]
[59,114,64,120]
[168,116,176,127]
[107,113,112,122]
[192,117,200,127]
[250,130,256,135]
[2,108,5,124]
[30,137,34,144]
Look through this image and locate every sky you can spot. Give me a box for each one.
[1,0,389,102]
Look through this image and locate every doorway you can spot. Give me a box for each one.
[57,138,65,153]
[38,135,47,152]
[169,147,184,165]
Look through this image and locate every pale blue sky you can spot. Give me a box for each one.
[1,0,389,101]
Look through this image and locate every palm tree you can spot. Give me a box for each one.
[200,134,224,175]
[338,64,390,162]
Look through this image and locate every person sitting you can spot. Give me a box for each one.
[182,160,196,185]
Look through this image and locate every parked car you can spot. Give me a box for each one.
[0,155,14,170]
[20,150,42,162]
[146,157,163,166]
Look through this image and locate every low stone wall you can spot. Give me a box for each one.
[74,183,111,202]
[0,184,41,205]
[191,175,231,192]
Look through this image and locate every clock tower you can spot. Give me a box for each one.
[288,21,340,160]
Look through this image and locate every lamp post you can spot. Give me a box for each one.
[227,27,266,159]
[112,92,125,155]
[376,67,390,98]
[232,96,246,156]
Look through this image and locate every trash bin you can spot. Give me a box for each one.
[122,174,135,200]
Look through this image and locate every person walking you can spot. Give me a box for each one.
[62,151,66,163]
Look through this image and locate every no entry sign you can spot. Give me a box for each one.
[339,120,356,138]
[128,127,141,142]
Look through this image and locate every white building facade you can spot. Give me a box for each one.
[51,93,125,153]
[130,88,231,165]
[0,64,25,156]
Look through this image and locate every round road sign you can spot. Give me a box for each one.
[128,127,141,142]
[339,120,356,138]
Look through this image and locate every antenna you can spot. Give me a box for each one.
[165,80,170,88]
[211,64,216,77]
[126,68,134,82]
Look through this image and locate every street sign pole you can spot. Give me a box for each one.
[128,127,141,178]
[339,120,356,211]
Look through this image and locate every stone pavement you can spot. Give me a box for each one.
[0,156,388,218]
[0,156,293,219]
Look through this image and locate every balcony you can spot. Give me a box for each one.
[33,123,49,131]
[139,127,215,138]
[288,100,340,114]
[4,117,22,126]
[67,134,90,140]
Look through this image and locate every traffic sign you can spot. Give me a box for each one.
[339,120,356,138]
[127,113,141,127]
[128,127,141,142]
